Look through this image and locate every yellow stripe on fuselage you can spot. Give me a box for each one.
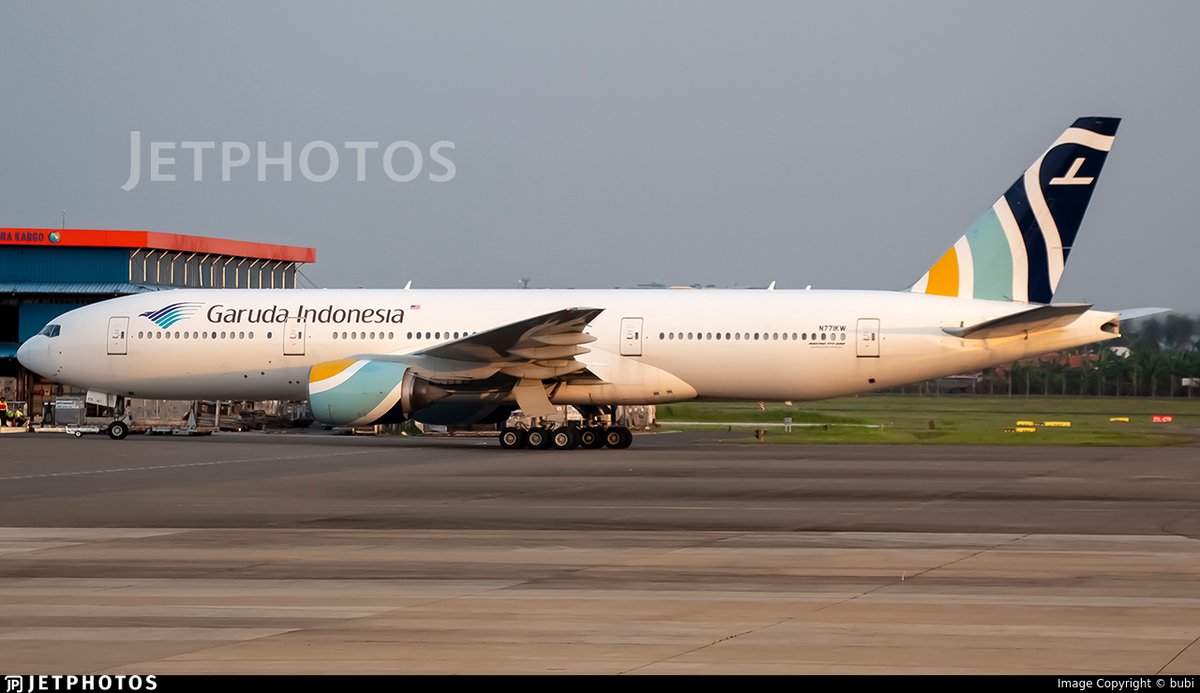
[309,359,360,384]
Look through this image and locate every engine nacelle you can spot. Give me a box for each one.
[308,359,447,426]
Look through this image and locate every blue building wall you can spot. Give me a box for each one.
[0,247,128,283]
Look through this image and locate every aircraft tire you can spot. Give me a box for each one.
[603,426,633,449]
[579,428,605,449]
[550,426,579,450]
[526,428,552,449]
[107,421,129,440]
[499,427,526,449]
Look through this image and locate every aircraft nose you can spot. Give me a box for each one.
[16,337,52,378]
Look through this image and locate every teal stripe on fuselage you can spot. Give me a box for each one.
[311,360,409,425]
[963,207,1013,301]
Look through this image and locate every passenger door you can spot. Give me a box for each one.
[857,318,880,358]
[107,317,129,355]
[620,317,643,357]
[284,317,306,356]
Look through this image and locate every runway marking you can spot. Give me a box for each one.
[0,450,381,482]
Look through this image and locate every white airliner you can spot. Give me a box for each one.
[19,117,1148,449]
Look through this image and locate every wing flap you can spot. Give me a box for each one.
[508,344,591,360]
[532,333,598,346]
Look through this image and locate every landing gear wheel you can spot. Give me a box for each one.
[107,421,129,440]
[603,426,633,449]
[499,427,527,449]
[526,428,552,449]
[579,428,605,449]
[550,426,579,450]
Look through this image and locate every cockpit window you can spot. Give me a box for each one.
[37,324,61,338]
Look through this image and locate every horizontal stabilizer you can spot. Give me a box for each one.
[1117,307,1171,321]
[943,303,1092,339]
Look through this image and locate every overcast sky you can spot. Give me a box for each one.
[1,1,1197,310]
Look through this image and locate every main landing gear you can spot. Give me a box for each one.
[498,423,633,450]
[499,404,635,450]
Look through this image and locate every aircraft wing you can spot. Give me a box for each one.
[943,303,1093,339]
[345,306,605,381]
[413,306,603,364]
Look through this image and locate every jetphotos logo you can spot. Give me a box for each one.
[138,302,203,329]
[121,131,456,191]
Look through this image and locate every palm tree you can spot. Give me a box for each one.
[1166,351,1193,398]
[1109,352,1132,397]
[1144,352,1169,398]
[1078,357,1093,396]
[1099,347,1113,395]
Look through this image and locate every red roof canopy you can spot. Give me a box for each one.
[0,228,315,263]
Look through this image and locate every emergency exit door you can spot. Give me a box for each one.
[284,317,305,356]
[620,317,643,356]
[107,317,129,355]
[857,318,880,358]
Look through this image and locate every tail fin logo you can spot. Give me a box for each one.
[909,116,1120,304]
[1050,158,1094,186]
[139,302,203,329]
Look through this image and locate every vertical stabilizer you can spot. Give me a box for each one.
[910,117,1119,303]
